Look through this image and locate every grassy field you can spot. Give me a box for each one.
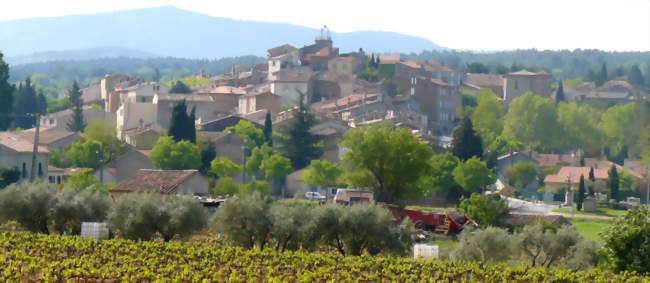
[570,218,612,242]
[553,207,628,218]
[425,234,460,259]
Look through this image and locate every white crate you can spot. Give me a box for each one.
[81,222,109,240]
[413,244,439,260]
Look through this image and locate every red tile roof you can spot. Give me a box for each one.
[465,74,504,87]
[544,166,608,185]
[111,169,199,194]
[0,132,49,153]
[534,153,575,167]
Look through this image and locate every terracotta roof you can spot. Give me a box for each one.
[111,169,199,194]
[422,61,460,73]
[398,61,422,69]
[507,70,551,77]
[16,129,78,146]
[0,132,49,153]
[47,165,64,173]
[318,93,379,111]
[430,78,451,87]
[544,166,608,184]
[465,74,504,87]
[534,153,576,167]
[267,44,298,58]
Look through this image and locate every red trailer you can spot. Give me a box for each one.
[385,205,477,234]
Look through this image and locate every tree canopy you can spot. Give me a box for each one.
[150,136,201,170]
[66,81,85,132]
[169,80,191,94]
[504,92,561,151]
[453,157,495,194]
[280,92,322,169]
[168,100,196,143]
[0,52,14,131]
[452,116,483,161]
[470,90,503,145]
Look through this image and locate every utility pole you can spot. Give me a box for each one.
[29,113,41,182]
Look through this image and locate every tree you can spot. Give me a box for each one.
[213,193,271,249]
[0,52,14,131]
[596,62,607,86]
[212,177,241,196]
[453,157,495,194]
[66,81,86,132]
[36,90,47,117]
[64,169,104,191]
[65,139,103,169]
[0,182,55,233]
[268,201,316,252]
[600,103,637,155]
[150,136,201,170]
[504,92,562,151]
[627,64,644,86]
[230,120,265,149]
[458,194,508,226]
[49,188,110,234]
[471,90,503,144]
[83,119,124,160]
[422,153,461,199]
[260,153,293,197]
[609,165,620,201]
[451,116,483,161]
[169,80,191,94]
[340,123,433,204]
[168,100,196,143]
[508,162,538,188]
[555,80,565,104]
[108,194,207,241]
[588,167,596,196]
[577,175,586,211]
[210,157,241,178]
[281,92,322,169]
[302,160,343,193]
[602,206,650,273]
[452,227,513,263]
[13,77,40,129]
[0,167,20,189]
[245,144,274,175]
[197,135,216,174]
[517,224,581,267]
[557,102,603,154]
[339,204,413,256]
[263,112,273,147]
[465,62,490,74]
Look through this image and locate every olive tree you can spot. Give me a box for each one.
[213,193,271,249]
[108,193,207,241]
[602,207,650,273]
[0,182,55,233]
[340,204,413,256]
[452,227,513,263]
[517,224,581,267]
[268,200,317,251]
[49,188,111,234]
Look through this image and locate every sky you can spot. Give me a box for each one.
[0,0,649,51]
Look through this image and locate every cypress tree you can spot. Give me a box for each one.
[263,111,273,147]
[596,63,607,86]
[628,64,644,86]
[609,165,620,202]
[13,77,39,129]
[169,81,191,94]
[0,52,14,131]
[588,166,596,196]
[555,80,565,104]
[451,116,484,161]
[187,106,196,144]
[577,174,586,211]
[66,81,86,132]
[168,100,189,142]
[282,92,322,169]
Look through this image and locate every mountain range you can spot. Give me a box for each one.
[0,6,444,64]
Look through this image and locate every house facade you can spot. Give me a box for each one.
[0,132,49,182]
[503,70,552,103]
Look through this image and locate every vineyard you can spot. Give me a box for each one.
[0,232,647,282]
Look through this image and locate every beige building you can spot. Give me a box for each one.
[238,91,281,116]
[40,106,116,131]
[267,44,301,81]
[0,132,49,182]
[409,76,461,135]
[503,70,552,103]
[271,68,312,107]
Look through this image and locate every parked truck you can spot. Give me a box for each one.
[384,205,477,234]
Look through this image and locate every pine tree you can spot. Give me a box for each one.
[0,52,14,130]
[596,63,608,86]
[555,80,565,104]
[36,90,47,115]
[263,111,273,147]
[13,77,39,129]
[609,165,620,202]
[577,174,586,211]
[451,116,484,161]
[169,81,191,94]
[169,100,192,142]
[66,81,86,132]
[282,92,322,169]
[153,68,161,82]
[369,54,375,68]
[588,166,596,196]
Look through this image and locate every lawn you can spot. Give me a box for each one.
[424,234,459,259]
[553,207,628,218]
[570,218,612,243]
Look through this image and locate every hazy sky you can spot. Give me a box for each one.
[1,0,649,51]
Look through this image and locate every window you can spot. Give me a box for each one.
[514,80,519,90]
[342,63,348,70]
[57,176,61,184]
[38,163,42,177]
[48,176,54,184]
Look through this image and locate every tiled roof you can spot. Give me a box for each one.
[544,166,608,184]
[534,153,576,167]
[210,86,247,95]
[17,129,78,146]
[267,44,298,58]
[430,78,451,87]
[465,74,504,87]
[111,169,199,194]
[398,61,422,69]
[507,70,550,76]
[0,132,49,153]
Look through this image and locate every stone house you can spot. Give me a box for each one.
[271,68,312,106]
[410,76,460,135]
[503,70,552,103]
[544,166,609,193]
[267,44,300,81]
[40,106,116,131]
[105,147,154,183]
[110,169,208,197]
[0,132,48,182]
[238,91,281,116]
[463,73,505,98]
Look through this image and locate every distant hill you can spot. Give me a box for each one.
[0,6,444,61]
[6,48,157,65]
